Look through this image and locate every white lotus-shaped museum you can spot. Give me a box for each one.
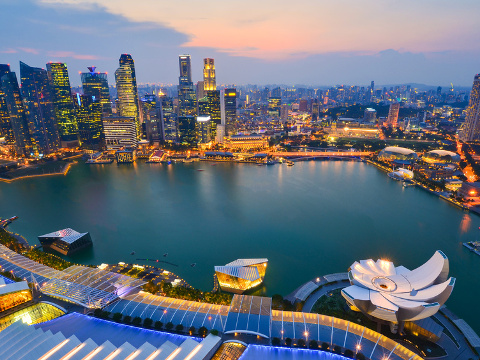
[341,251,455,325]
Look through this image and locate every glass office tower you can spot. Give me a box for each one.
[81,67,112,115]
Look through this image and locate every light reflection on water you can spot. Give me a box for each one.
[1,160,480,332]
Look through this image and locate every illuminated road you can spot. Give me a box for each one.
[267,151,372,158]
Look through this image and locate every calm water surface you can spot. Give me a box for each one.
[1,160,479,331]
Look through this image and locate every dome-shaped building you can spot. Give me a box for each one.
[423,150,460,164]
[378,146,418,163]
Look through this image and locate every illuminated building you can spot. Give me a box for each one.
[224,88,237,136]
[0,65,32,156]
[81,66,112,115]
[203,58,216,92]
[178,116,197,146]
[178,55,196,116]
[160,97,177,142]
[268,97,281,118]
[46,62,78,144]
[224,134,268,151]
[115,54,140,138]
[207,90,221,138]
[141,94,163,143]
[386,103,400,127]
[103,116,138,150]
[364,107,377,123]
[214,258,268,294]
[20,61,60,155]
[0,277,31,313]
[458,182,480,200]
[115,148,135,163]
[0,314,222,360]
[378,146,418,164]
[342,251,455,333]
[0,302,64,333]
[196,115,211,144]
[459,74,480,142]
[73,94,104,151]
[38,228,93,256]
[422,150,460,165]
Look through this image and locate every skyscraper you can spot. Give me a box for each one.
[0,64,32,156]
[20,61,60,155]
[115,54,140,138]
[177,55,196,144]
[460,74,480,142]
[46,62,78,144]
[178,55,196,116]
[203,58,216,92]
[268,97,281,118]
[141,94,163,143]
[386,103,400,128]
[224,88,237,136]
[73,94,104,151]
[81,67,112,115]
[160,97,177,142]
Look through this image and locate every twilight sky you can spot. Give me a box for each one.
[2,0,480,87]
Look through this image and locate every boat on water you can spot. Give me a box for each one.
[190,263,196,267]
[130,251,136,255]
[287,161,294,166]
[86,158,113,164]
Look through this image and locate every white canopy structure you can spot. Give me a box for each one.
[342,251,455,330]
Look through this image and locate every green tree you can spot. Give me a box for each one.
[154,321,163,330]
[297,339,306,348]
[272,337,281,346]
[188,326,196,335]
[132,317,142,326]
[333,345,342,354]
[356,352,366,360]
[344,349,354,358]
[165,322,174,331]
[112,313,123,322]
[321,342,330,351]
[210,329,219,336]
[93,309,102,317]
[309,340,318,349]
[285,338,292,347]
[175,324,184,332]
[143,318,153,328]
[198,326,208,337]
[123,315,131,324]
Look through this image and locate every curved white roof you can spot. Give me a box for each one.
[426,150,459,157]
[342,251,455,323]
[382,146,416,155]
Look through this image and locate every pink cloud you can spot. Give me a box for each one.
[47,51,104,60]
[0,48,18,54]
[18,47,40,55]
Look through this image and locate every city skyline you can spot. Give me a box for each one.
[2,0,480,87]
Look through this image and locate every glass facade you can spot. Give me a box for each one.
[160,97,177,142]
[0,67,33,157]
[74,94,104,151]
[0,288,32,312]
[178,55,197,117]
[224,89,237,136]
[115,54,140,139]
[0,302,65,332]
[141,94,163,143]
[81,67,112,115]
[178,116,197,146]
[203,58,216,92]
[211,342,246,360]
[378,147,418,162]
[46,62,78,142]
[20,61,60,155]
